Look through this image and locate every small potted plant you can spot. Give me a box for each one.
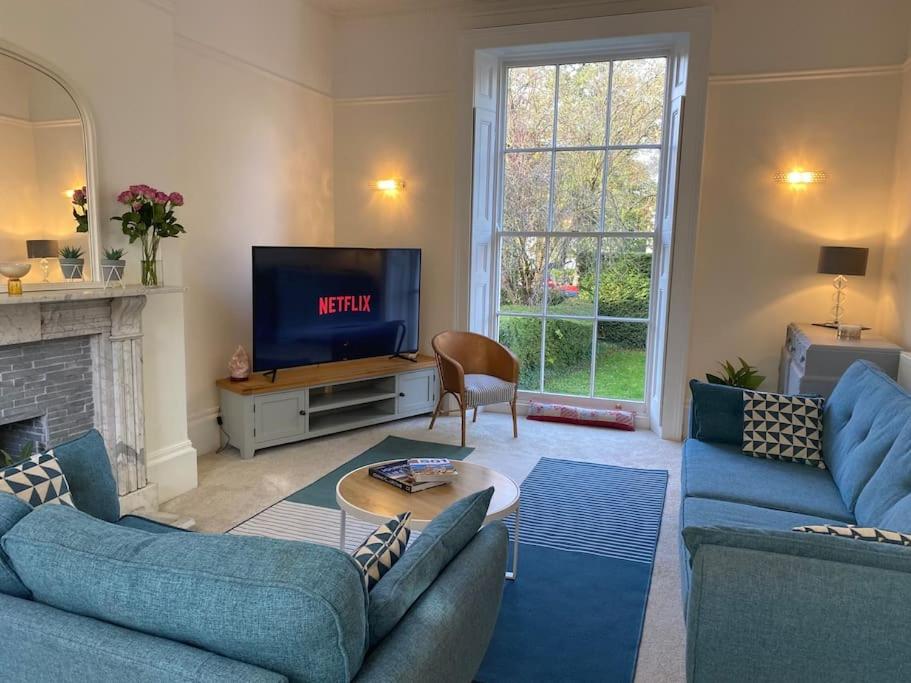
[58,245,85,280]
[101,247,126,285]
[706,358,766,390]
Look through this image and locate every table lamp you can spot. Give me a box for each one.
[814,245,868,329]
[26,239,59,282]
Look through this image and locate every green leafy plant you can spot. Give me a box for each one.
[0,441,34,468]
[58,245,84,259]
[706,358,766,390]
[104,247,126,261]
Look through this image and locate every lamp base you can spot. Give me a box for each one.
[812,322,871,330]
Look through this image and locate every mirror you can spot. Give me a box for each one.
[0,50,94,286]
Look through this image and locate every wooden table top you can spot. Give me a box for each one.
[217,354,437,395]
[336,459,520,529]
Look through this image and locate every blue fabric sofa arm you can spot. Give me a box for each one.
[355,523,508,683]
[0,593,287,682]
[684,526,911,682]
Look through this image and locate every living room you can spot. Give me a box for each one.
[2,0,911,681]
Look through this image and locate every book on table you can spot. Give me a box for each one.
[369,460,449,493]
[407,458,458,483]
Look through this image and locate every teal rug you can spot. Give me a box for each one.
[230,437,667,683]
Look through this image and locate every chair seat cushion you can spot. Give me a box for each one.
[682,439,853,521]
[464,374,515,408]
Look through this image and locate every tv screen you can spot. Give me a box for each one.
[252,246,421,371]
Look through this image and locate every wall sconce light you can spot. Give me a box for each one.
[774,169,827,185]
[371,178,406,193]
[63,189,75,198]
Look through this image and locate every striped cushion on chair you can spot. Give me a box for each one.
[465,374,516,408]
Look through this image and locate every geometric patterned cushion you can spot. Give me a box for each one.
[0,450,74,508]
[742,390,825,469]
[464,373,516,409]
[794,524,911,546]
[352,511,411,591]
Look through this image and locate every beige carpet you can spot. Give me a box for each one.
[161,411,685,682]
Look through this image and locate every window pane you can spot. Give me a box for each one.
[598,237,653,318]
[506,65,555,148]
[547,236,597,316]
[503,152,551,232]
[595,322,647,400]
[499,236,545,313]
[543,318,593,396]
[557,62,610,147]
[554,151,603,232]
[499,316,542,391]
[609,58,666,145]
[604,149,659,232]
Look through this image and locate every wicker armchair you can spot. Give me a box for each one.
[429,331,520,446]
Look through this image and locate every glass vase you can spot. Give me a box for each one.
[141,259,162,287]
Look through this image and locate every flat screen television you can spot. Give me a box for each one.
[252,246,421,372]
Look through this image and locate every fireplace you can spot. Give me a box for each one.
[0,288,174,512]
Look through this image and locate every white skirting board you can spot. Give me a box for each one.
[898,352,911,392]
[146,440,198,503]
[188,406,220,457]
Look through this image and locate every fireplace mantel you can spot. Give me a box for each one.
[0,285,184,513]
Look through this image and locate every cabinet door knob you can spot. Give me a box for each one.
[399,392,405,397]
[299,410,306,416]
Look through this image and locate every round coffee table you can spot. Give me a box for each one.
[336,459,521,580]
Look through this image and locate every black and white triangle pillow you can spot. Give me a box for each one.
[0,450,75,508]
[794,524,911,546]
[352,511,411,590]
[742,390,825,468]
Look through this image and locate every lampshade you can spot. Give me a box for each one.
[26,239,59,259]
[817,246,868,277]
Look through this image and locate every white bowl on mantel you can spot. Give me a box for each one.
[0,262,31,279]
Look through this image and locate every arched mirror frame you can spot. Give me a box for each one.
[0,41,102,288]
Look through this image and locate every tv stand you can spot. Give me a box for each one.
[217,355,438,459]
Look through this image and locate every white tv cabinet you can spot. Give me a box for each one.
[217,355,438,459]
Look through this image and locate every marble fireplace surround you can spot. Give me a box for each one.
[0,286,183,513]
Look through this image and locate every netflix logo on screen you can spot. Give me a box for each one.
[318,294,372,316]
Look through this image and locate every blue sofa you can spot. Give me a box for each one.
[680,360,911,682]
[0,431,507,682]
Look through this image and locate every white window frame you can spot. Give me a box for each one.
[491,51,672,411]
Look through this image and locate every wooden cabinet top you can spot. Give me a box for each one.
[217,354,437,395]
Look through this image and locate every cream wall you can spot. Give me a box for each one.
[175,0,335,456]
[331,0,911,416]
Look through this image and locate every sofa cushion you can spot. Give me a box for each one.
[682,439,853,521]
[0,493,30,598]
[52,430,120,522]
[682,496,849,533]
[823,361,911,512]
[353,512,411,590]
[367,487,494,647]
[3,504,368,683]
[688,380,743,445]
[0,451,75,508]
[741,390,824,468]
[853,420,911,530]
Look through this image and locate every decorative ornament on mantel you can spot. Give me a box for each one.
[111,185,187,286]
[228,345,251,382]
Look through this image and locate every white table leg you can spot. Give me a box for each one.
[506,504,519,581]
[339,509,347,551]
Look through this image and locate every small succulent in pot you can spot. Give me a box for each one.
[102,247,126,285]
[58,245,85,280]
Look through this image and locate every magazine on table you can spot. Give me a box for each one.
[407,458,458,483]
[369,460,448,493]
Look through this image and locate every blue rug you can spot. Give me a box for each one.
[478,457,668,683]
[230,439,667,682]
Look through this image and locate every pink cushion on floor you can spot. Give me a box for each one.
[526,401,636,431]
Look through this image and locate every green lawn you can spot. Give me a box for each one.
[542,345,646,401]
